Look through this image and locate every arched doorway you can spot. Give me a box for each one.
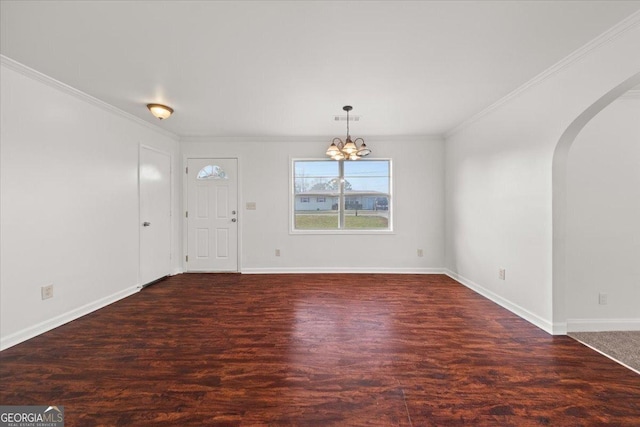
[552,72,640,332]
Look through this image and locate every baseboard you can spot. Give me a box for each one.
[444,269,555,335]
[567,318,640,332]
[0,285,140,351]
[551,322,567,335]
[241,267,446,274]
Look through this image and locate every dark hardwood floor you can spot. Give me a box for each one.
[1,274,639,426]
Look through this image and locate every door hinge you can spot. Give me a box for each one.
[185,166,188,174]
[186,255,189,262]
[185,211,188,218]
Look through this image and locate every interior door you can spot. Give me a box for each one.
[187,158,238,271]
[139,146,172,285]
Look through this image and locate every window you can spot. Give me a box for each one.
[292,159,391,232]
[197,165,227,180]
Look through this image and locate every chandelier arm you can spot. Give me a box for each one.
[332,137,345,148]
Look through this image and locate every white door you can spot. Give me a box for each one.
[139,146,172,285]
[186,158,238,271]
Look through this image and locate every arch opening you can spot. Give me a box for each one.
[552,72,640,333]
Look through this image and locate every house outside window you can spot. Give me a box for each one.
[292,159,392,233]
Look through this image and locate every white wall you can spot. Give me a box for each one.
[445,16,640,334]
[565,94,640,330]
[0,60,182,349]
[182,137,444,273]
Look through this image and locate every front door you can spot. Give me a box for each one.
[186,158,238,271]
[139,146,172,285]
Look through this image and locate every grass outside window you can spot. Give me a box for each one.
[295,211,389,230]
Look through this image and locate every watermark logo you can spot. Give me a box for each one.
[0,405,64,427]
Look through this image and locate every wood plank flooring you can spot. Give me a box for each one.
[1,274,639,426]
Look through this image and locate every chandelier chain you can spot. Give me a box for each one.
[346,107,350,138]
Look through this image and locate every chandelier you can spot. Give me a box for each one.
[325,105,371,160]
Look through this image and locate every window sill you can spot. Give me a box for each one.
[289,229,395,236]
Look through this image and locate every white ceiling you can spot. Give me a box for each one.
[2,1,639,137]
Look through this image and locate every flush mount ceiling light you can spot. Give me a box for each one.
[325,105,371,161]
[146,103,174,120]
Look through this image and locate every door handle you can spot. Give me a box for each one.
[143,222,151,227]
[231,210,236,215]
[231,218,237,223]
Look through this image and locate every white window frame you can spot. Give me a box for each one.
[290,158,393,235]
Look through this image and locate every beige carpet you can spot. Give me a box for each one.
[569,331,640,374]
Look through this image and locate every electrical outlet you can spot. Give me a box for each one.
[41,284,54,300]
[417,249,424,257]
[599,293,607,305]
[499,268,506,280]
[275,249,281,257]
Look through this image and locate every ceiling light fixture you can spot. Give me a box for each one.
[325,105,371,161]
[146,103,174,120]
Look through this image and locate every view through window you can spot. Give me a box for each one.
[293,159,391,231]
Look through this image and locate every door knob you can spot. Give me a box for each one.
[232,210,236,215]
[231,218,237,222]
[143,222,151,227]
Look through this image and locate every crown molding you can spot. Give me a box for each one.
[179,134,443,144]
[445,10,640,139]
[1,55,179,141]
[620,89,640,99]
[181,135,330,143]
